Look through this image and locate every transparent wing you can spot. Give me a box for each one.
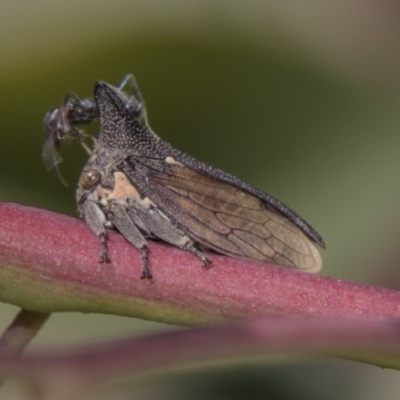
[124,159,322,272]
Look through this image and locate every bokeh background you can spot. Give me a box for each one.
[1,1,400,398]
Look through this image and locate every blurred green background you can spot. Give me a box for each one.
[2,1,400,398]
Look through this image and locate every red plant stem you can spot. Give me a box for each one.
[0,317,399,385]
[1,202,400,325]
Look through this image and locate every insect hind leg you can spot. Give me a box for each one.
[140,246,153,280]
[184,242,212,267]
[131,205,212,269]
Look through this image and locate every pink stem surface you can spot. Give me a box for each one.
[1,202,400,324]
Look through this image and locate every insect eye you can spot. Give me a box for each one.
[81,168,101,189]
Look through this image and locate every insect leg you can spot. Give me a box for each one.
[139,246,152,280]
[79,200,111,263]
[131,205,212,268]
[117,74,152,131]
[184,243,212,267]
[80,137,93,155]
[99,233,111,263]
[108,203,152,279]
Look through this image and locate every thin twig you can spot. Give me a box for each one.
[0,310,50,356]
[0,317,399,397]
[0,309,50,388]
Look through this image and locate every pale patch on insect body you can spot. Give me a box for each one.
[93,171,154,211]
[165,156,183,166]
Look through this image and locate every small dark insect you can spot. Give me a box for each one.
[43,75,147,186]
[43,93,97,186]
[45,75,325,279]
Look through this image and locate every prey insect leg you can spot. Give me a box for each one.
[117,74,155,134]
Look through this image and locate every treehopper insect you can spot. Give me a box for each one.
[44,75,325,279]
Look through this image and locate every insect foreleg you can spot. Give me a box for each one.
[99,232,111,264]
[79,199,111,263]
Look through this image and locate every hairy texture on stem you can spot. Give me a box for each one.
[1,203,400,325]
